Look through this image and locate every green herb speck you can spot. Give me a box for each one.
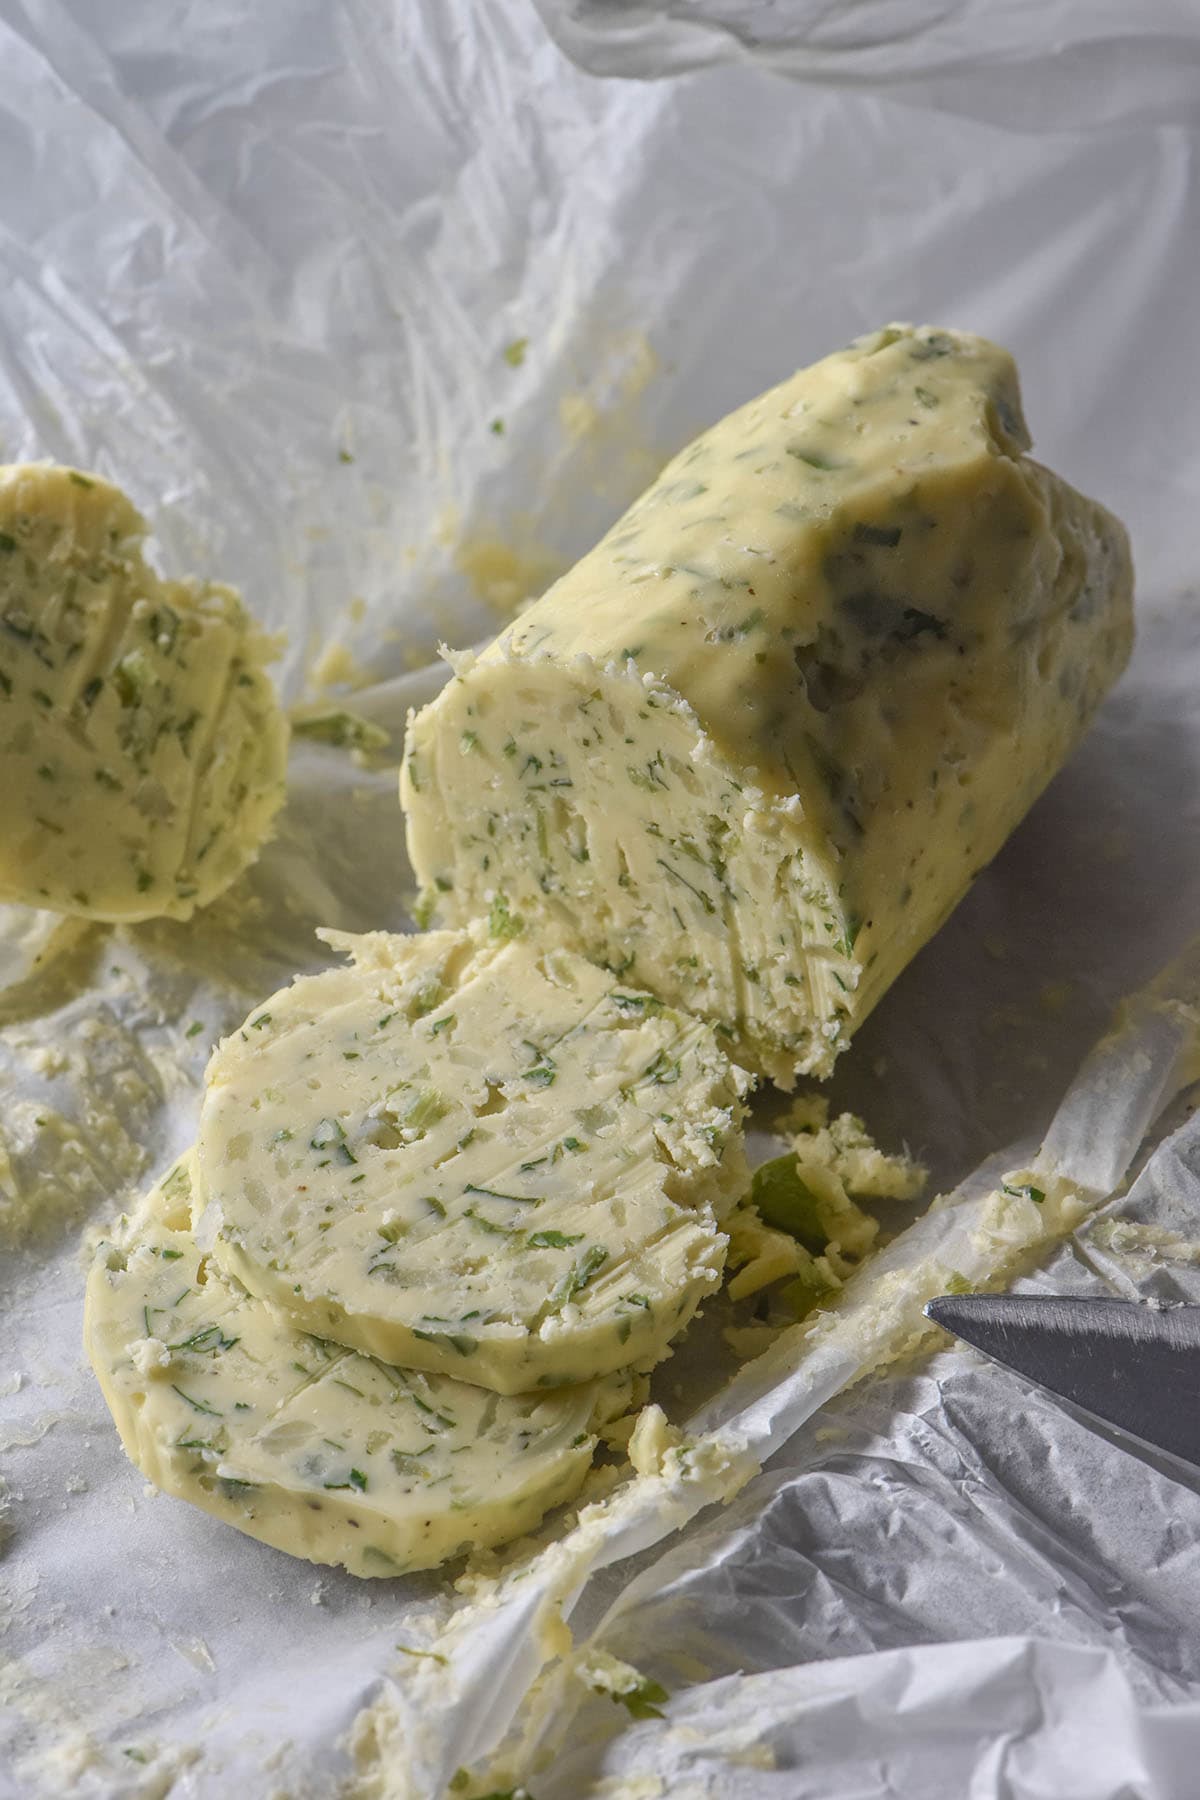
[170,1385,222,1417]
[604,1675,669,1721]
[488,891,523,940]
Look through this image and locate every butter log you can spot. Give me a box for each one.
[402,326,1132,1085]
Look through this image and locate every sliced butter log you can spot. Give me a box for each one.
[85,1158,635,1577]
[0,463,288,921]
[194,929,748,1395]
[402,325,1133,1085]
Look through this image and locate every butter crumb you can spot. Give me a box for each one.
[627,1405,683,1478]
[126,1336,172,1375]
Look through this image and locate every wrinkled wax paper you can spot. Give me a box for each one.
[3,2,1200,1795]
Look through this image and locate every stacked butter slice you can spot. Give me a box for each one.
[85,931,748,1576]
[87,1158,644,1578]
[86,325,1134,1576]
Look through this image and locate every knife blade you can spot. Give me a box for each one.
[924,1293,1200,1472]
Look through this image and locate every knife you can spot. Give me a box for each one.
[924,1293,1200,1471]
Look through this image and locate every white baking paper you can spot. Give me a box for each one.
[2,2,1200,1796]
[533,0,1200,132]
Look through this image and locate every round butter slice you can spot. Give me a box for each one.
[0,463,288,921]
[85,1158,631,1577]
[194,929,749,1394]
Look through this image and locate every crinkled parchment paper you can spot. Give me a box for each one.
[3,3,1200,1795]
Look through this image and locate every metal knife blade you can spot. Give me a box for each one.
[924,1293,1200,1472]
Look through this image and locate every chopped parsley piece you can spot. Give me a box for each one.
[601,1674,670,1721]
[324,1467,368,1492]
[488,891,523,940]
[552,1243,608,1311]
[310,1117,356,1165]
[464,1183,536,1205]
[750,1155,828,1254]
[168,1324,239,1355]
[170,1385,222,1417]
[643,1049,681,1086]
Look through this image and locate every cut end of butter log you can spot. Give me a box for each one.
[402,325,1134,1085]
[85,1159,636,1576]
[0,463,289,922]
[193,928,749,1395]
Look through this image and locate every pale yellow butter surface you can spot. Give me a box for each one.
[85,1159,633,1576]
[402,325,1133,1084]
[194,929,749,1394]
[0,463,288,921]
